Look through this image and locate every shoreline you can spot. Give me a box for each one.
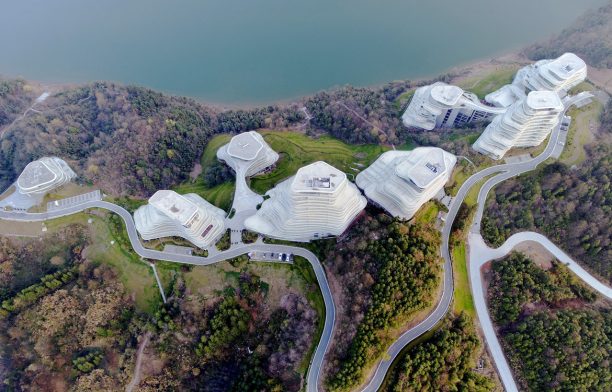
[0,48,528,111]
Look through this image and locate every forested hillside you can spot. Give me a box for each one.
[487,253,611,392]
[523,3,612,68]
[0,79,35,128]
[386,314,495,392]
[321,211,442,391]
[0,80,303,196]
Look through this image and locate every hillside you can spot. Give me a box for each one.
[523,2,612,68]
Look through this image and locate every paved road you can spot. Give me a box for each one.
[0,201,334,392]
[464,92,597,392]
[471,232,612,299]
[361,91,593,392]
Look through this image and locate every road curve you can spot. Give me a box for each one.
[0,201,334,392]
[473,232,612,299]
[465,92,596,392]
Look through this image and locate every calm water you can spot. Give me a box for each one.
[0,0,605,104]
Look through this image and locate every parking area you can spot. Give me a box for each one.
[46,190,102,211]
[248,251,294,263]
[163,244,194,256]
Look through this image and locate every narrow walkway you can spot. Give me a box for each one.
[126,331,152,392]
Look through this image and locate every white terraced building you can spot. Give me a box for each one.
[134,190,226,249]
[402,82,505,130]
[485,53,587,109]
[16,157,76,195]
[217,131,279,212]
[356,148,456,219]
[244,161,366,242]
[217,131,278,177]
[515,52,587,93]
[473,91,564,160]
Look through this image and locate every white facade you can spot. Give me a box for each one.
[244,161,366,242]
[402,82,505,130]
[473,91,564,160]
[217,131,279,177]
[515,53,587,93]
[134,190,226,249]
[356,148,456,219]
[16,157,76,195]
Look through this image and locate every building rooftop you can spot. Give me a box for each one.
[17,160,58,191]
[291,161,346,193]
[430,84,463,106]
[227,131,264,161]
[526,91,563,110]
[149,190,198,226]
[395,149,448,189]
[546,52,587,77]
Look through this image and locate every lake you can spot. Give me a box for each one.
[0,0,605,105]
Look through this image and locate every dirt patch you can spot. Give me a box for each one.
[588,67,612,95]
[513,241,554,270]
[189,163,202,181]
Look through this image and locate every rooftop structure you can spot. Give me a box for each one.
[244,161,366,242]
[516,53,587,93]
[402,82,505,130]
[473,91,564,160]
[217,131,279,177]
[356,148,456,219]
[484,84,526,108]
[134,190,226,249]
[16,157,76,195]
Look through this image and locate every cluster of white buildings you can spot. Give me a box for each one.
[9,54,587,249]
[402,53,587,160]
[473,91,564,160]
[133,130,458,246]
[134,190,226,249]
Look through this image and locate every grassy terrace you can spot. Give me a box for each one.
[458,66,519,99]
[251,130,389,193]
[173,130,389,210]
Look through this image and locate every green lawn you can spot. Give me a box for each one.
[560,100,602,165]
[251,130,389,194]
[413,201,440,225]
[452,242,474,317]
[458,66,518,99]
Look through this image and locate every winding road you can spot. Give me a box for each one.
[0,91,606,392]
[0,200,334,392]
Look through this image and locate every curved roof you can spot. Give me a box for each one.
[227,131,264,161]
[17,160,58,191]
[291,161,347,194]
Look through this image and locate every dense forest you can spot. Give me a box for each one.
[482,142,611,283]
[321,211,442,391]
[523,3,612,68]
[0,79,36,128]
[488,253,611,392]
[0,226,140,391]
[386,314,495,392]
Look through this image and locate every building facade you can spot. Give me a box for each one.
[473,91,564,160]
[134,190,226,249]
[356,147,456,219]
[244,161,366,242]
